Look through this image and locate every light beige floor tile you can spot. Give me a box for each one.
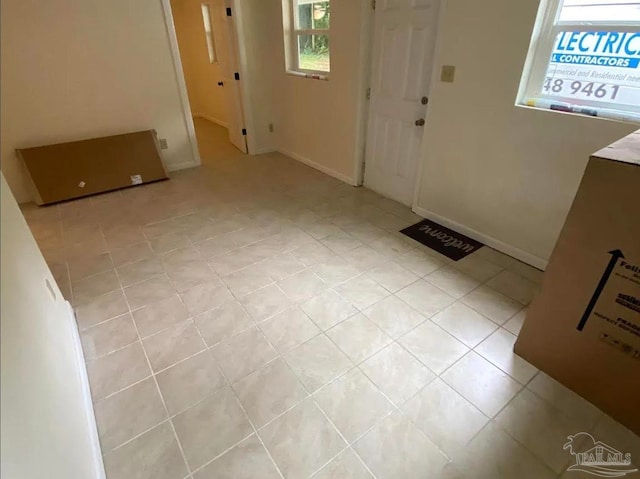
[256,253,307,281]
[259,399,346,479]
[68,252,114,282]
[504,307,528,334]
[301,290,359,330]
[75,289,130,330]
[327,314,392,363]
[432,302,498,347]
[72,269,121,304]
[156,350,226,416]
[149,232,192,255]
[342,245,389,271]
[234,359,308,428]
[195,233,240,259]
[403,378,488,457]
[124,274,176,309]
[143,320,206,372]
[395,249,445,277]
[507,260,545,284]
[278,269,327,303]
[180,280,233,316]
[461,285,524,325]
[103,422,188,479]
[239,284,293,321]
[476,328,538,384]
[425,266,480,299]
[452,254,503,282]
[396,280,455,318]
[334,275,390,310]
[527,372,602,428]
[474,247,517,269]
[320,233,364,255]
[312,258,362,286]
[193,434,281,479]
[363,295,426,338]
[361,343,436,406]
[367,261,419,293]
[116,257,164,287]
[132,294,190,338]
[304,222,345,240]
[284,335,353,393]
[211,326,278,383]
[399,320,469,374]
[95,378,167,452]
[290,241,338,267]
[591,414,640,467]
[110,241,155,267]
[315,368,394,442]
[222,267,274,297]
[165,261,219,293]
[81,313,137,359]
[496,388,589,473]
[486,270,539,305]
[341,221,386,244]
[353,411,449,479]
[194,300,254,347]
[172,387,253,470]
[260,307,321,353]
[311,449,373,479]
[143,219,184,239]
[451,422,556,479]
[442,352,521,417]
[87,341,151,400]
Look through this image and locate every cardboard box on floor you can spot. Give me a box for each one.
[515,129,640,435]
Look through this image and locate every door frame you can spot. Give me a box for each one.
[358,0,446,209]
[161,0,255,155]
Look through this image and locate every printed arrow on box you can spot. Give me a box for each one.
[577,249,625,332]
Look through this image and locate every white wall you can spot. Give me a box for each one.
[1,0,197,203]
[171,0,228,125]
[414,0,636,266]
[1,173,103,479]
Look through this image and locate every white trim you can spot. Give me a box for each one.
[67,301,106,479]
[252,147,277,155]
[166,160,201,172]
[161,0,201,167]
[278,149,357,185]
[192,113,228,128]
[411,206,549,270]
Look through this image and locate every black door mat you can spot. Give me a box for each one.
[400,219,484,261]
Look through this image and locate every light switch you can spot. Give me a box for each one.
[441,65,456,83]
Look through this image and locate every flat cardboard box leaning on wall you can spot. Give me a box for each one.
[515,129,640,435]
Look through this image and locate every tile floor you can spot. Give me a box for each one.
[22,120,640,478]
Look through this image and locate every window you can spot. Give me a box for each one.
[287,0,331,75]
[201,4,217,63]
[518,0,640,122]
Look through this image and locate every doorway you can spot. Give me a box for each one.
[166,0,248,162]
[363,0,441,206]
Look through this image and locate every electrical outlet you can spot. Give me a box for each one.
[159,138,169,149]
[268,123,275,133]
[441,65,456,83]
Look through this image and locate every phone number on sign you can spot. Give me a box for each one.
[543,78,620,101]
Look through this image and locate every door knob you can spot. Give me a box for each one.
[415,118,425,126]
[421,96,429,105]
[217,81,224,86]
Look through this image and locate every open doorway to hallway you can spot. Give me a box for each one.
[168,0,248,160]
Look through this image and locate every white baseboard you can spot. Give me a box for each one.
[166,160,200,172]
[278,149,357,186]
[411,206,548,270]
[67,301,106,479]
[192,113,228,129]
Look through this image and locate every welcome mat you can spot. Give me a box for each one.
[400,219,483,261]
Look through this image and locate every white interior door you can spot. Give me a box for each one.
[364,0,440,206]
[218,0,247,153]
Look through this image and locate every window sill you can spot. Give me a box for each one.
[516,100,640,125]
[286,70,329,81]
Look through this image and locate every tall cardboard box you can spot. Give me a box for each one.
[515,130,640,434]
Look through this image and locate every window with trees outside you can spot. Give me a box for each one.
[518,0,640,122]
[289,0,330,75]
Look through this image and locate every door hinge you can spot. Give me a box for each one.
[226,7,232,16]
[371,0,376,10]
[242,128,247,136]
[366,87,371,100]
[234,72,240,80]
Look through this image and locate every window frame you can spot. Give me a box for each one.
[288,0,331,77]
[518,0,640,123]
[201,3,218,64]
